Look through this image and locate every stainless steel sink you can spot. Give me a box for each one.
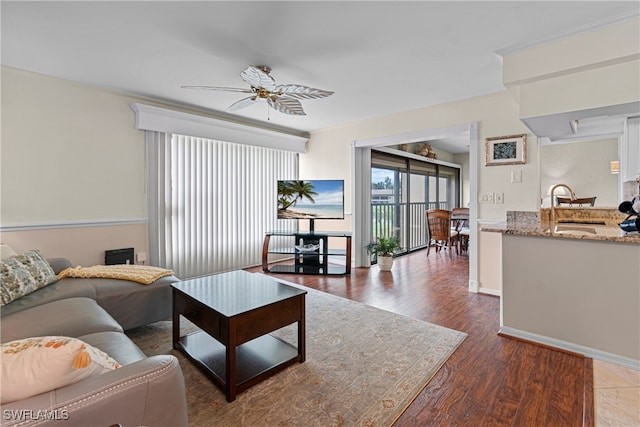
[556,220,606,225]
[554,224,597,234]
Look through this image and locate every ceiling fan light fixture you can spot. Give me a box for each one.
[254,65,272,74]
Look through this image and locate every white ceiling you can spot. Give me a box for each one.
[2,1,639,141]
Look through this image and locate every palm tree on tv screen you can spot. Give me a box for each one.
[278,180,318,211]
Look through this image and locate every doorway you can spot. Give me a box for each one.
[351,122,480,292]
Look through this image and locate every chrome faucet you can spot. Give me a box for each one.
[549,183,577,223]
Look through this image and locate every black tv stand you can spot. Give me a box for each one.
[262,230,351,276]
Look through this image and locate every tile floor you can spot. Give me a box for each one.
[594,360,640,426]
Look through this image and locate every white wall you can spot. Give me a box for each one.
[478,229,502,295]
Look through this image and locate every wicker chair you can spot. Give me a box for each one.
[426,209,458,256]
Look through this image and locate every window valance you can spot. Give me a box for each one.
[130,103,308,153]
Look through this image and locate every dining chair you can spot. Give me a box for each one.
[452,207,470,254]
[555,196,596,207]
[426,209,458,256]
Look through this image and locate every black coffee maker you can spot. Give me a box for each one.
[618,196,640,232]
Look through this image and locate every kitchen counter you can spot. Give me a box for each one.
[480,209,640,244]
[481,220,640,244]
[487,210,640,369]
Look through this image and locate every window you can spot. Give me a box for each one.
[371,150,460,259]
[147,132,297,278]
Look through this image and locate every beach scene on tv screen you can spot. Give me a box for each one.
[278,180,344,219]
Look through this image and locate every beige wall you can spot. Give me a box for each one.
[0,223,148,267]
[502,17,640,118]
[302,91,539,223]
[502,234,640,364]
[540,138,619,208]
[503,17,640,88]
[1,67,147,225]
[518,61,640,119]
[1,68,152,264]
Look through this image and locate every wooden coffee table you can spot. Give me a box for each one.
[171,270,306,402]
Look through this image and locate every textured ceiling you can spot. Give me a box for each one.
[2,1,639,142]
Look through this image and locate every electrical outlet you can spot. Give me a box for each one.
[494,192,504,204]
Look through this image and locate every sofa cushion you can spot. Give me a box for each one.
[0,297,122,343]
[78,331,147,366]
[93,275,178,330]
[0,249,57,306]
[0,278,98,319]
[0,336,120,404]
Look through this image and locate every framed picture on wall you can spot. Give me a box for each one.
[485,134,527,166]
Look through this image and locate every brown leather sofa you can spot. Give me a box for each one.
[0,258,188,427]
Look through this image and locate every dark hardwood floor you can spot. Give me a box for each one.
[249,250,593,426]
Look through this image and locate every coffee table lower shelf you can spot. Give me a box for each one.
[174,330,300,399]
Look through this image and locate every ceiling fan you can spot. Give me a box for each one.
[181,65,334,116]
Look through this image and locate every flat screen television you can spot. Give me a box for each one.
[277,180,344,229]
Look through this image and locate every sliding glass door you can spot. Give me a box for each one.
[371,150,460,260]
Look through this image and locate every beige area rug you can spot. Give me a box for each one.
[127,283,466,426]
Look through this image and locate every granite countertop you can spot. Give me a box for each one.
[481,210,640,244]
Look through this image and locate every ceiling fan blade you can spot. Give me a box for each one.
[274,84,334,100]
[267,95,306,116]
[228,96,257,111]
[181,85,254,93]
[241,66,276,91]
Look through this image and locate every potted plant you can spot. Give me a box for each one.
[367,236,401,271]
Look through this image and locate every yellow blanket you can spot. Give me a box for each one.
[57,265,174,285]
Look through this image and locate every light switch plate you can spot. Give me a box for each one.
[511,170,522,183]
[495,192,504,204]
[479,193,494,203]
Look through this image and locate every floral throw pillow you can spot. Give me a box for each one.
[0,248,57,306]
[0,336,121,403]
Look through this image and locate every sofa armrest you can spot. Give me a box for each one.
[1,355,188,427]
[47,258,73,275]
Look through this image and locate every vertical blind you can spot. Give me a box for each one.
[146,132,298,279]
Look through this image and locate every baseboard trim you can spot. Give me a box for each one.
[468,280,479,293]
[0,219,148,232]
[478,287,501,297]
[499,326,640,371]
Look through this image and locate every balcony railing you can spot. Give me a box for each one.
[371,201,450,255]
